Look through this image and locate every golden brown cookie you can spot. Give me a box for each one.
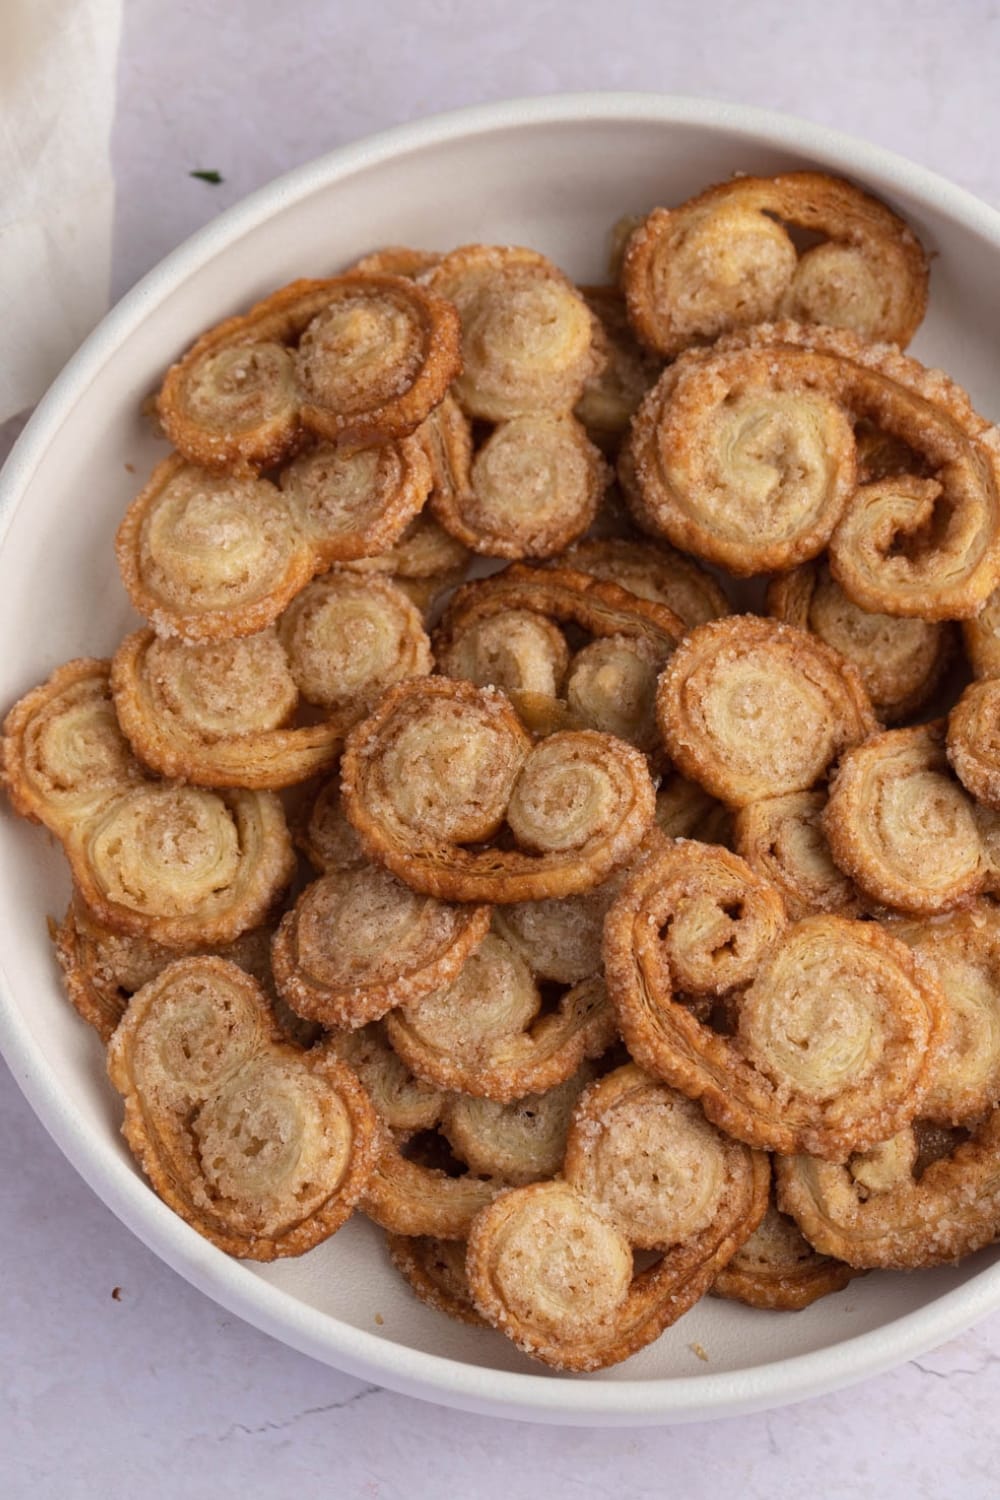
[107,957,376,1258]
[423,246,601,420]
[110,627,343,789]
[656,615,877,807]
[157,274,461,468]
[116,457,315,641]
[271,866,490,1029]
[713,1178,856,1311]
[466,1067,768,1370]
[341,677,655,903]
[824,721,999,915]
[766,562,955,723]
[776,1112,1000,1269]
[622,172,928,356]
[733,791,866,921]
[604,841,946,1158]
[431,413,609,559]
[385,935,615,1102]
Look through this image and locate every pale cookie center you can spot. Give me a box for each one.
[492,1190,633,1339]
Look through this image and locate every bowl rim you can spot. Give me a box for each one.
[3,90,1000,1425]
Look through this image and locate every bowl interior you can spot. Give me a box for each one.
[2,100,1000,1419]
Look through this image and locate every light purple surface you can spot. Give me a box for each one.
[5,0,1000,1490]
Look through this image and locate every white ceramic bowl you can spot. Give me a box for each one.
[3,94,1000,1427]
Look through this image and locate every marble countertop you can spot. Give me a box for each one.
[5,0,1000,1492]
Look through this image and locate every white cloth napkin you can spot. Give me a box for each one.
[0,0,123,423]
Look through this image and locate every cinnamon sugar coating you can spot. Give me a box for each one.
[11,183,1000,1347]
[734,791,866,922]
[432,413,610,560]
[271,866,490,1029]
[111,627,344,789]
[3,660,295,947]
[386,935,615,1102]
[713,1176,856,1311]
[628,323,1000,615]
[158,274,461,469]
[622,172,928,357]
[888,904,1000,1126]
[54,896,278,1044]
[466,1072,768,1371]
[824,721,1000,915]
[776,1111,1000,1269]
[116,456,315,642]
[604,842,946,1159]
[107,958,376,1258]
[323,1020,443,1133]
[948,677,1000,810]
[657,615,877,808]
[440,1062,596,1185]
[766,561,955,724]
[341,677,655,903]
[423,246,601,421]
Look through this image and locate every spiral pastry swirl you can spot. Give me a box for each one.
[1,658,141,834]
[626,341,857,574]
[158,274,461,468]
[440,1062,596,1187]
[423,245,601,421]
[767,562,954,724]
[271,866,490,1029]
[629,324,1000,613]
[563,1064,769,1254]
[604,842,946,1157]
[947,677,1000,811]
[888,905,1000,1126]
[111,627,344,789]
[70,783,294,948]
[561,536,729,630]
[657,616,877,808]
[466,1072,768,1371]
[278,431,432,565]
[824,721,999,915]
[277,571,432,719]
[341,678,655,903]
[437,608,570,702]
[53,895,277,1044]
[116,456,314,641]
[564,634,664,755]
[432,413,609,559]
[107,957,377,1258]
[622,171,928,357]
[574,286,663,451]
[323,1020,443,1134]
[361,1123,506,1240]
[386,934,615,1101]
[712,1174,856,1311]
[775,1111,1000,1269]
[4,660,296,947]
[734,791,865,922]
[434,565,687,680]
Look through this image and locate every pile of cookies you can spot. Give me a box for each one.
[7,169,1000,1373]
